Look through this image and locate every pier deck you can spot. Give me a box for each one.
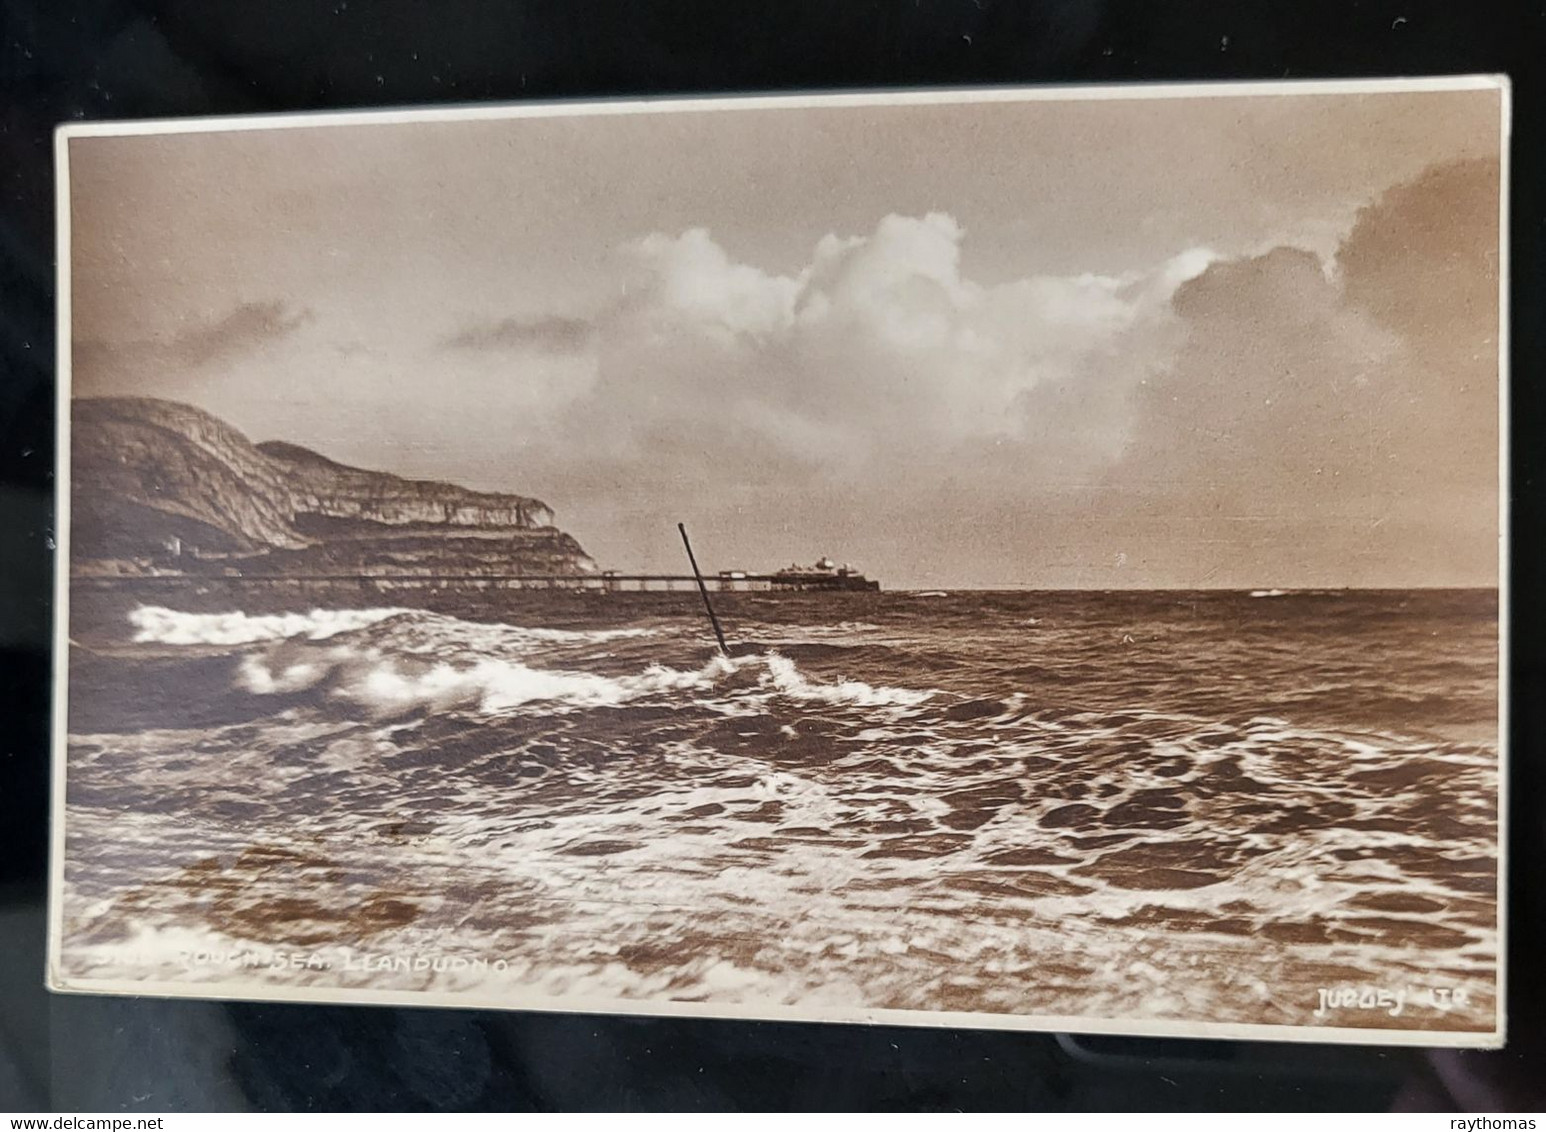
[72,572,881,593]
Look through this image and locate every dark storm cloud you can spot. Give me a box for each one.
[73,300,312,395]
[1104,156,1500,586]
[441,314,595,353]
[164,301,313,367]
[1338,156,1501,488]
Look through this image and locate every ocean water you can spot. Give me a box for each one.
[60,588,1499,1032]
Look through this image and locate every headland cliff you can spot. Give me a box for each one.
[70,397,596,579]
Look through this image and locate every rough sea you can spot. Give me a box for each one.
[60,588,1499,1034]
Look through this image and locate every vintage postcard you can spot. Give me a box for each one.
[50,78,1508,1045]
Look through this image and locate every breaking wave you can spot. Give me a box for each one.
[131,605,409,645]
[209,604,935,717]
[237,645,932,716]
[131,604,657,650]
[63,589,1498,1031]
[762,652,932,707]
[321,652,730,714]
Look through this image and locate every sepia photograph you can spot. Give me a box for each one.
[50,78,1507,1045]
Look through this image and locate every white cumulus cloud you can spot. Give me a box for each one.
[600,212,1214,456]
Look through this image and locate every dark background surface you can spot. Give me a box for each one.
[2,0,1543,1111]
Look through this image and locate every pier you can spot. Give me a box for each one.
[595,571,880,593]
[72,571,881,593]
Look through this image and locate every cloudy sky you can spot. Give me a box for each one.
[68,85,1503,588]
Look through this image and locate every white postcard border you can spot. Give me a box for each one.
[49,75,1512,1047]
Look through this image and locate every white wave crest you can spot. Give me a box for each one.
[355,654,732,714]
[774,622,883,637]
[237,655,329,694]
[235,644,739,715]
[130,606,657,651]
[762,652,933,708]
[233,640,931,716]
[130,606,408,646]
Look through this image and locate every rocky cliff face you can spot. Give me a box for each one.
[70,397,596,576]
[72,397,308,556]
[257,441,556,530]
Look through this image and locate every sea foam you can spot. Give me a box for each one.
[762,652,933,707]
[131,605,408,645]
[353,655,732,714]
[130,605,658,651]
[233,638,932,717]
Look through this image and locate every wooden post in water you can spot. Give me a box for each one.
[678,522,729,656]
